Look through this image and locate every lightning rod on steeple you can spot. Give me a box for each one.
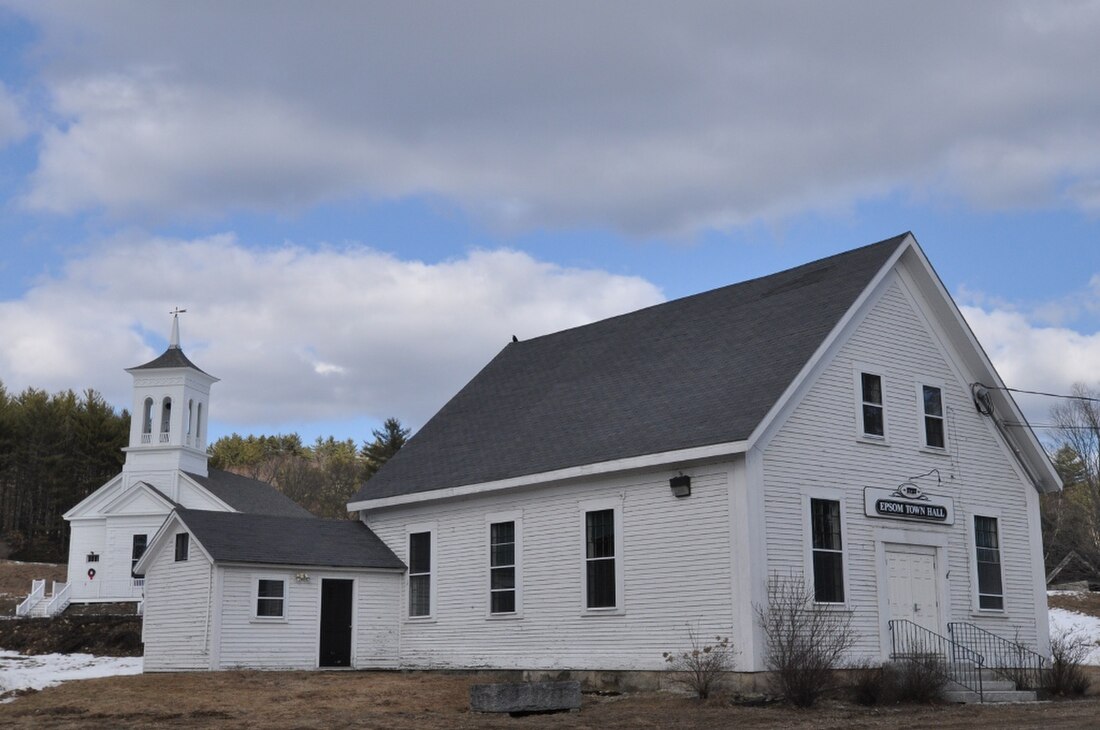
[169,307,187,349]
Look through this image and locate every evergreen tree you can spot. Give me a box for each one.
[361,417,410,481]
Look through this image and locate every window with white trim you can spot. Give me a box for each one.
[174,533,189,562]
[921,384,946,449]
[585,509,617,609]
[408,531,432,617]
[256,578,286,618]
[489,521,516,614]
[811,498,845,603]
[131,534,147,577]
[974,516,1004,610]
[859,372,885,438]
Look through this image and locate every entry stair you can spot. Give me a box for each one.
[15,579,71,618]
[888,619,1046,703]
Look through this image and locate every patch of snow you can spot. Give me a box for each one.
[0,651,142,702]
[1049,606,1100,666]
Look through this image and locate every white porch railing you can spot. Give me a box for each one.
[141,432,152,444]
[159,432,170,443]
[44,581,72,617]
[15,579,45,617]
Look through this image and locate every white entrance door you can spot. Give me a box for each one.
[886,546,939,634]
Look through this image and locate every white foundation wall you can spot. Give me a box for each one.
[142,523,214,671]
[364,465,740,671]
[759,274,1048,664]
[212,567,401,670]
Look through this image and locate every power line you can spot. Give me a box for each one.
[982,384,1100,405]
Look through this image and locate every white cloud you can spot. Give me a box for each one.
[0,235,664,431]
[8,2,1100,232]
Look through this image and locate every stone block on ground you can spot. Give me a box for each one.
[469,680,582,714]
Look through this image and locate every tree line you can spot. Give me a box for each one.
[207,417,409,519]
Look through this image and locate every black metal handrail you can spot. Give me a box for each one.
[888,619,984,702]
[947,621,1046,691]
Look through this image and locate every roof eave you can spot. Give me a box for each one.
[349,438,749,511]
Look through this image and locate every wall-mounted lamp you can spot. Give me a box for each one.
[294,572,311,583]
[669,474,692,498]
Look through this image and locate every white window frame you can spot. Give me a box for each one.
[579,498,624,615]
[916,380,948,452]
[406,522,437,621]
[174,532,189,562]
[486,511,523,619]
[251,575,288,622]
[969,511,1006,614]
[853,365,888,444]
[801,488,851,607]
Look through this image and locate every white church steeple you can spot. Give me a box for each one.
[122,310,219,478]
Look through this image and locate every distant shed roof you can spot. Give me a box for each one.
[170,508,404,570]
[354,233,909,502]
[186,469,315,518]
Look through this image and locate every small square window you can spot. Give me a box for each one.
[256,579,286,618]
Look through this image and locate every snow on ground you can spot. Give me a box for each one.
[0,651,142,702]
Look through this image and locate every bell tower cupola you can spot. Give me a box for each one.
[123,309,219,478]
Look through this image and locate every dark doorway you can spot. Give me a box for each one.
[319,579,354,667]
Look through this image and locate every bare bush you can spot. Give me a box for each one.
[891,653,947,703]
[848,659,891,706]
[1046,629,1092,696]
[662,628,737,699]
[755,571,856,707]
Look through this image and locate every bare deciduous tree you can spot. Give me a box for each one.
[755,571,856,707]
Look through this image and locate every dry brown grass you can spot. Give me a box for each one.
[2,670,1100,729]
[1049,590,1100,617]
[0,560,67,617]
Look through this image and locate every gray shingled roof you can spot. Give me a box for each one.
[166,508,404,570]
[130,345,210,375]
[186,469,316,518]
[354,234,909,503]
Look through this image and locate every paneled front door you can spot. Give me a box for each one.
[886,546,939,635]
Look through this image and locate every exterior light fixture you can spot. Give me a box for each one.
[669,474,692,498]
[294,572,311,583]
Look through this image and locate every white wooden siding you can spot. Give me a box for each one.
[213,568,401,670]
[142,523,214,671]
[365,466,738,671]
[760,275,1046,663]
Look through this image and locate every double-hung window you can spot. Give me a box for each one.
[174,533,189,562]
[489,521,517,614]
[408,531,432,618]
[859,372,885,438]
[256,579,286,618]
[131,534,148,577]
[974,516,1004,610]
[585,508,617,609]
[921,385,946,449]
[811,498,845,603]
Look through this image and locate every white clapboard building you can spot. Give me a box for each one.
[135,233,1059,679]
[52,315,312,614]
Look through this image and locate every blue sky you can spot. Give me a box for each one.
[0,2,1098,446]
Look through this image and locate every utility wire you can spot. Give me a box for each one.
[982,384,1100,405]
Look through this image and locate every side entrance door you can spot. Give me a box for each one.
[885,546,939,635]
[319,579,354,667]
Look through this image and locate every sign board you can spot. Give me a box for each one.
[863,486,954,525]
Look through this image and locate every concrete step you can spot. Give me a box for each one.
[944,688,1038,703]
[946,678,1016,692]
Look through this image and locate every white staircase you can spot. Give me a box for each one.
[15,580,71,618]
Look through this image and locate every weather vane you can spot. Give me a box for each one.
[170,307,188,317]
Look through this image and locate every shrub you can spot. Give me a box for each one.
[662,628,737,699]
[890,652,947,703]
[1046,629,1092,696]
[848,660,891,706]
[754,571,856,707]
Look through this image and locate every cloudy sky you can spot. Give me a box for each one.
[1,1,1098,445]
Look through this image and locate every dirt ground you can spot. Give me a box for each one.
[1,670,1099,729]
[0,560,67,616]
[1049,590,1100,617]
